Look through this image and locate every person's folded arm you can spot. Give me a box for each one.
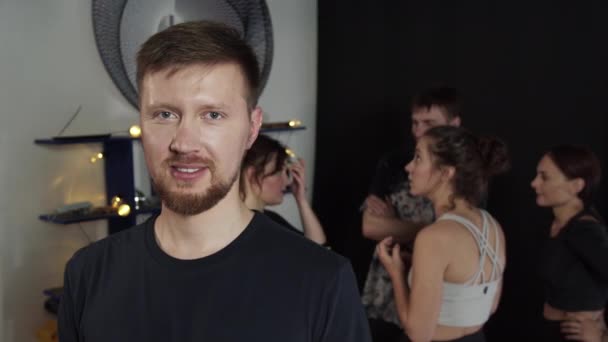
[362,210,424,243]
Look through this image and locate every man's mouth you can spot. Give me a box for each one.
[174,167,202,173]
[170,164,209,180]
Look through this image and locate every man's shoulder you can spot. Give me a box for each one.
[66,220,148,275]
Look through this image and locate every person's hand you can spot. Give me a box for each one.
[289,158,307,202]
[376,237,410,279]
[561,318,605,342]
[365,195,397,218]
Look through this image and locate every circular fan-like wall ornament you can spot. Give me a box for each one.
[92,0,273,109]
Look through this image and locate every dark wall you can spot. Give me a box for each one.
[315,2,608,341]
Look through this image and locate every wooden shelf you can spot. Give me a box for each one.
[34,134,130,145]
[260,126,306,133]
[39,206,159,225]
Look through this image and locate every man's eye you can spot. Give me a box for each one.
[158,111,173,119]
[206,111,222,120]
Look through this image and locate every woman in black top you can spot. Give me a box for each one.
[239,134,327,245]
[531,145,608,340]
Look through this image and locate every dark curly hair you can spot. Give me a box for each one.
[423,126,510,206]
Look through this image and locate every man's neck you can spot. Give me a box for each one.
[154,190,254,260]
[244,193,265,212]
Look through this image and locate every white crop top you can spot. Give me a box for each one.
[408,210,503,327]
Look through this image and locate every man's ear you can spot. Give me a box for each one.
[449,116,461,127]
[247,106,263,148]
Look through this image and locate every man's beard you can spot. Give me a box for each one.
[153,157,239,216]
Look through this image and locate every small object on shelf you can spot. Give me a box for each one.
[42,287,63,316]
[261,120,306,132]
[36,319,58,341]
[55,201,93,214]
[43,287,63,302]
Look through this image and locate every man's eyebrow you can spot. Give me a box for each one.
[196,101,231,111]
[145,101,232,112]
[145,102,181,113]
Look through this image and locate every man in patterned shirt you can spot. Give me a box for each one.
[361,86,463,341]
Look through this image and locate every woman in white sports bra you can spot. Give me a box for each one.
[377,126,509,342]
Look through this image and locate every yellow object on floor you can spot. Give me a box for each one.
[36,320,58,342]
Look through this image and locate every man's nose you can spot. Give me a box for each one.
[170,120,201,154]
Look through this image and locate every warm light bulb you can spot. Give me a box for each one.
[90,157,97,163]
[129,125,142,138]
[111,196,122,208]
[117,204,131,217]
[96,153,104,159]
[288,120,302,127]
[285,148,296,158]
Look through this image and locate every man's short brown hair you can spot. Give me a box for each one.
[136,20,261,108]
[411,85,462,121]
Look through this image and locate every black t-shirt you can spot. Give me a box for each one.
[262,209,301,235]
[58,212,371,342]
[263,209,330,248]
[540,209,608,311]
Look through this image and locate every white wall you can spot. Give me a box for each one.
[259,0,318,229]
[0,1,317,341]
